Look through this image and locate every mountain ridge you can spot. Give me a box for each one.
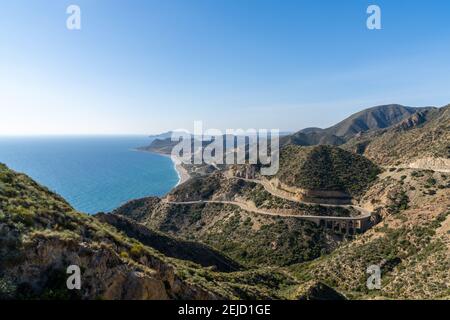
[282,104,436,147]
[343,104,449,167]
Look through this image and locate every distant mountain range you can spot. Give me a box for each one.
[343,105,449,167]
[281,104,436,146]
[145,103,449,170]
[149,131,293,140]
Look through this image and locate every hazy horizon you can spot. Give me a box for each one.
[1,0,450,135]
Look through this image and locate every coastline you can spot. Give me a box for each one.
[173,162,190,186]
[134,148,190,187]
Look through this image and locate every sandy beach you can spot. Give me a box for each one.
[174,163,190,186]
[164,153,191,186]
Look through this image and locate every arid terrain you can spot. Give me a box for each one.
[1,104,449,300]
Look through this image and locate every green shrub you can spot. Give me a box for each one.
[11,208,35,226]
[388,191,409,214]
[130,244,145,258]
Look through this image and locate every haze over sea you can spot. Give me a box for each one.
[0,136,178,214]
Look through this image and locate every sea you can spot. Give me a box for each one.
[0,135,178,214]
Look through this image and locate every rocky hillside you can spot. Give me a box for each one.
[344,105,450,167]
[289,167,450,299]
[0,163,297,300]
[114,161,450,299]
[96,212,241,272]
[119,200,342,268]
[114,174,344,268]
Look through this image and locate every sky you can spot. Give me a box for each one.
[1,0,450,135]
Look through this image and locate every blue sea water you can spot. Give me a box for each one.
[0,136,178,214]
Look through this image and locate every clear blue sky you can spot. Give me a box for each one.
[1,0,449,135]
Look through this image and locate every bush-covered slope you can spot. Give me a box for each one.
[276,145,380,197]
[96,212,242,272]
[114,174,344,268]
[288,168,450,300]
[344,105,450,166]
[0,163,295,300]
[133,202,340,268]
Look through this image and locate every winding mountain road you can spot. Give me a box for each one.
[165,198,371,222]
[164,174,372,223]
[233,176,371,216]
